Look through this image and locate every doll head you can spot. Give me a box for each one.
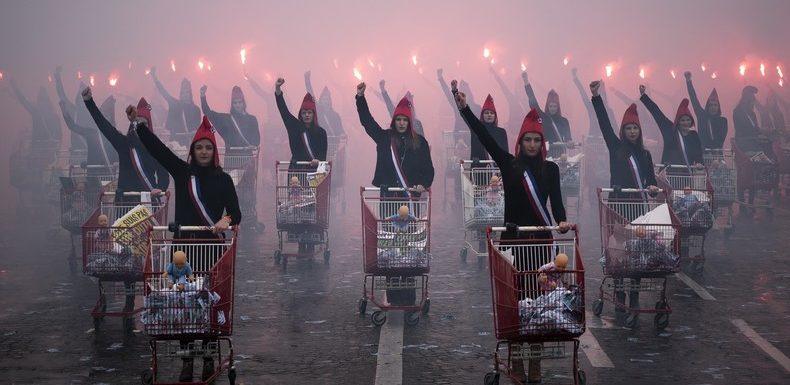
[560,153,568,163]
[290,176,301,188]
[634,226,647,239]
[554,253,569,270]
[489,175,501,188]
[97,214,109,227]
[398,205,410,220]
[172,250,187,268]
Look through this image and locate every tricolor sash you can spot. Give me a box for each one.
[628,154,649,201]
[390,140,410,190]
[521,168,552,226]
[677,131,692,172]
[188,175,215,226]
[302,131,315,160]
[130,147,154,190]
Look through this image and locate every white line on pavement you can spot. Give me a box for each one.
[586,311,616,329]
[580,330,615,368]
[675,273,716,301]
[731,319,790,373]
[375,310,404,385]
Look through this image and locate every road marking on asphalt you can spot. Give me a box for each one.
[675,273,716,301]
[375,310,404,385]
[731,319,790,373]
[580,330,615,368]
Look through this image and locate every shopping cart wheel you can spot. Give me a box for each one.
[405,312,420,326]
[577,369,587,385]
[654,301,670,330]
[371,311,387,326]
[624,313,638,328]
[483,371,500,385]
[592,299,603,316]
[140,369,153,385]
[460,248,467,264]
[228,367,237,385]
[422,299,430,315]
[93,316,103,331]
[358,298,367,315]
[274,250,282,265]
[123,317,134,334]
[323,250,331,264]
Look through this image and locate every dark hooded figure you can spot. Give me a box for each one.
[355,82,434,197]
[53,67,88,152]
[733,86,762,146]
[438,69,480,133]
[470,94,509,161]
[523,72,572,155]
[9,80,61,145]
[489,66,528,133]
[274,77,328,168]
[380,80,425,136]
[82,87,169,202]
[640,86,704,167]
[58,95,119,173]
[200,85,260,156]
[150,66,201,146]
[757,91,786,136]
[305,71,346,189]
[685,72,728,150]
[455,81,569,384]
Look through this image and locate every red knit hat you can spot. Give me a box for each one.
[544,89,561,116]
[673,98,695,128]
[619,103,643,145]
[137,97,153,129]
[391,96,417,140]
[480,94,497,125]
[515,108,546,160]
[299,92,318,125]
[188,116,219,166]
[230,85,246,113]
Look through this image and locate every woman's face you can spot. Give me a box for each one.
[300,109,314,124]
[232,98,245,114]
[623,123,641,143]
[520,132,543,157]
[678,115,693,133]
[482,110,496,124]
[547,102,559,115]
[394,115,409,133]
[192,139,214,167]
[706,100,720,115]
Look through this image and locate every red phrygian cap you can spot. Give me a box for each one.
[391,96,417,140]
[515,108,546,160]
[137,97,153,129]
[480,94,497,125]
[189,116,219,167]
[619,103,643,145]
[545,89,561,115]
[673,98,695,128]
[299,92,318,125]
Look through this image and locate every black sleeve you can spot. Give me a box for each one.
[547,162,567,223]
[275,92,300,131]
[459,106,511,169]
[59,102,90,138]
[640,94,674,139]
[686,79,705,119]
[317,128,328,161]
[223,173,242,225]
[135,122,186,176]
[356,95,387,143]
[593,95,620,152]
[419,137,435,188]
[248,116,261,146]
[200,94,223,124]
[524,83,541,111]
[645,151,658,186]
[153,75,177,105]
[153,157,170,190]
[85,98,125,151]
[689,133,704,164]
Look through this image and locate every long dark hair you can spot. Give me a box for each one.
[187,142,223,175]
[389,123,420,151]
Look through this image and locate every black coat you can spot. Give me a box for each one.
[356,95,434,188]
[154,79,201,146]
[640,94,703,165]
[593,96,657,190]
[686,80,728,149]
[525,84,572,143]
[137,124,240,239]
[201,95,260,152]
[85,98,169,192]
[275,92,328,163]
[459,105,566,238]
[59,104,118,167]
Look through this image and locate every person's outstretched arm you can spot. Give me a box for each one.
[304,70,315,97]
[150,67,176,105]
[572,68,596,124]
[135,120,185,176]
[639,85,673,137]
[521,71,541,111]
[454,80,510,169]
[379,80,396,116]
[82,87,125,150]
[274,78,300,131]
[199,86,223,123]
[9,80,36,115]
[591,83,619,153]
[437,69,458,110]
[355,82,387,142]
[58,100,90,138]
[53,66,76,113]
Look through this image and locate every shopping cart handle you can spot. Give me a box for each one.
[491,225,576,232]
[155,225,237,232]
[102,191,167,196]
[226,146,258,150]
[599,187,663,193]
[459,159,496,164]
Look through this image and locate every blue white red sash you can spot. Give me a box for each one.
[677,131,692,172]
[390,141,410,189]
[628,154,649,201]
[521,168,552,226]
[302,132,315,160]
[188,175,215,226]
[130,147,154,190]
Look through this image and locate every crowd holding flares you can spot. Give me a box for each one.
[639,67,645,79]
[760,63,766,77]
[605,64,613,78]
[108,76,118,87]
[353,67,362,81]
[240,48,247,65]
[89,74,95,87]
[670,70,677,79]
[170,60,176,72]
[563,56,569,66]
[739,63,747,77]
[198,59,205,71]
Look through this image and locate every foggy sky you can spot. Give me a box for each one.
[1,0,788,212]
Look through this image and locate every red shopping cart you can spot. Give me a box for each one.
[139,225,238,385]
[459,160,502,268]
[548,142,583,220]
[274,161,332,267]
[358,187,431,326]
[703,149,737,238]
[222,146,262,232]
[483,225,585,385]
[732,138,778,218]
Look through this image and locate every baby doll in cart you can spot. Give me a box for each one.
[387,205,418,233]
[162,251,195,291]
